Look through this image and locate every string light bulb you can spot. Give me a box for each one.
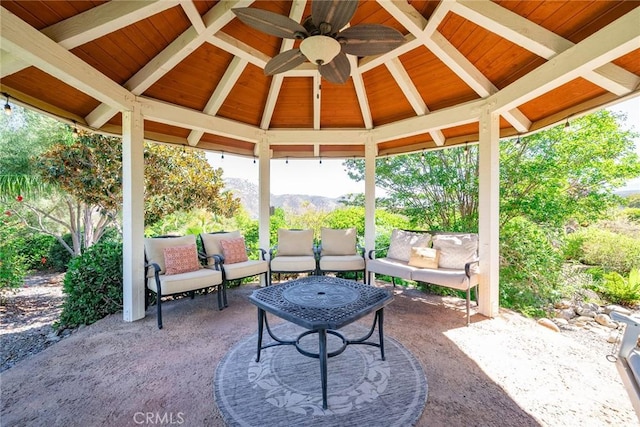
[221,151,225,159]
[564,118,571,132]
[253,156,256,164]
[319,156,322,165]
[72,120,79,138]
[285,156,289,164]
[3,93,11,116]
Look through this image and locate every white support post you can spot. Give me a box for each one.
[258,136,271,286]
[122,106,146,322]
[477,106,501,318]
[364,137,377,283]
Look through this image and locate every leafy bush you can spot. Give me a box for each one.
[56,240,123,330]
[499,217,564,317]
[46,233,74,272]
[565,227,640,275]
[595,269,640,306]
[0,223,28,293]
[18,233,58,271]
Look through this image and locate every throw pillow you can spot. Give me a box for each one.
[432,234,478,269]
[163,244,200,275]
[277,229,314,256]
[145,235,196,276]
[321,227,357,256]
[408,247,439,269]
[220,237,249,264]
[387,229,431,262]
[200,231,241,266]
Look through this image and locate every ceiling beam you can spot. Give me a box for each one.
[86,0,253,128]
[452,0,640,96]
[188,56,248,146]
[2,1,180,78]
[0,9,133,110]
[139,96,260,143]
[490,7,640,114]
[179,1,206,34]
[350,56,373,129]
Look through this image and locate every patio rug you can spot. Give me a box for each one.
[214,322,428,427]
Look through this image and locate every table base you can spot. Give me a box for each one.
[255,308,386,409]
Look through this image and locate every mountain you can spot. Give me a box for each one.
[224,178,341,218]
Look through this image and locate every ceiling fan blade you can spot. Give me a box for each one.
[232,7,308,39]
[311,0,358,34]
[264,49,307,75]
[319,52,351,84]
[338,24,405,57]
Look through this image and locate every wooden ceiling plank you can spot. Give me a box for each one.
[491,7,640,115]
[42,1,181,50]
[179,1,206,34]
[1,9,133,110]
[385,57,426,115]
[350,56,373,129]
[188,56,248,146]
[452,0,639,96]
[87,0,254,128]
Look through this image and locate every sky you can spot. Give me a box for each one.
[210,96,639,197]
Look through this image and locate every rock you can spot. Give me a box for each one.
[46,332,61,343]
[538,318,561,332]
[575,304,597,318]
[555,308,576,321]
[573,316,595,323]
[604,305,632,316]
[594,313,618,328]
[554,299,572,309]
[553,318,569,326]
[607,330,621,344]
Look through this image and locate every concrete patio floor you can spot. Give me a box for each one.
[0,281,635,426]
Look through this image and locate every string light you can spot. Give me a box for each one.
[464,142,469,153]
[564,118,571,132]
[285,156,289,164]
[3,93,11,116]
[253,156,256,164]
[221,151,225,159]
[319,156,322,165]
[516,134,521,144]
[72,120,79,138]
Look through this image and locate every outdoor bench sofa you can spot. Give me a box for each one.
[366,229,479,325]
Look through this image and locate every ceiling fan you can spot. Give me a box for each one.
[232,0,405,84]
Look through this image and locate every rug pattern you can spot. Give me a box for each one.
[214,322,428,426]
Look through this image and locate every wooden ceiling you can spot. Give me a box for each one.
[1,1,639,159]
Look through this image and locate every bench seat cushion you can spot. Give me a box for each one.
[411,267,478,290]
[366,257,416,281]
[319,255,365,272]
[222,259,268,280]
[147,268,222,295]
[270,255,316,273]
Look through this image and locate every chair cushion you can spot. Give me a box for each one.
[163,243,201,275]
[387,229,431,262]
[147,268,222,295]
[319,255,365,271]
[270,255,316,272]
[145,235,196,276]
[320,227,357,256]
[277,229,314,256]
[408,247,439,269]
[411,267,477,290]
[220,237,248,264]
[222,259,268,280]
[366,257,416,281]
[432,234,478,269]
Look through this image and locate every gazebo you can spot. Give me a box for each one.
[1,0,639,325]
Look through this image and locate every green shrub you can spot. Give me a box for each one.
[595,268,640,306]
[56,240,123,330]
[0,223,28,293]
[566,228,640,275]
[46,233,74,272]
[19,233,58,271]
[499,217,564,317]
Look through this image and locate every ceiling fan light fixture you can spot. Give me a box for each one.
[300,35,341,65]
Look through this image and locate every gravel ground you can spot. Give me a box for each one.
[0,272,66,372]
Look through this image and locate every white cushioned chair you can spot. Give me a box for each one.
[200,231,269,298]
[144,235,223,329]
[269,229,317,286]
[317,227,366,283]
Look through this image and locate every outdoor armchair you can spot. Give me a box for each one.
[144,234,223,329]
[317,227,366,283]
[199,231,269,296]
[269,229,318,286]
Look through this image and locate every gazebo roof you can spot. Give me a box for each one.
[1,0,639,159]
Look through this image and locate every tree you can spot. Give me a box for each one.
[344,110,640,230]
[1,109,240,257]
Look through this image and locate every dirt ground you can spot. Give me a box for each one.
[0,273,637,426]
